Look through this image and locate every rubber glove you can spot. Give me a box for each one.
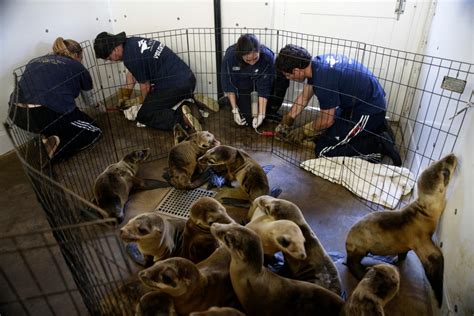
[252,114,265,128]
[232,108,247,126]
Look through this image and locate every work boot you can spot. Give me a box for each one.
[194,93,219,112]
[379,131,402,166]
[181,102,202,132]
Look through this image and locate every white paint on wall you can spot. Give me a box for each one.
[423,1,473,314]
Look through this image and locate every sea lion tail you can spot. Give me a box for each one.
[414,242,444,307]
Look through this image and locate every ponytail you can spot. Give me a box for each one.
[53,37,83,60]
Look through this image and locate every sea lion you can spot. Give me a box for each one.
[139,247,240,315]
[168,131,220,190]
[211,223,344,316]
[198,145,269,201]
[99,278,152,316]
[341,264,400,316]
[93,148,167,223]
[181,197,235,263]
[120,212,185,264]
[345,153,457,307]
[249,195,342,295]
[190,306,245,316]
[136,291,177,316]
[246,217,306,260]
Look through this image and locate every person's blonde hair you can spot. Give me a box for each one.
[52,37,83,60]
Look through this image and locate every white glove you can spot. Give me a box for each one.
[232,108,247,126]
[252,114,265,128]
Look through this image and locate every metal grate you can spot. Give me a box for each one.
[155,188,217,219]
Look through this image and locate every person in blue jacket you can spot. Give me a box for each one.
[94,32,200,131]
[9,37,102,163]
[275,44,401,165]
[220,34,289,128]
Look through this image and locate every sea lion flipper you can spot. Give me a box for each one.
[132,177,170,190]
[220,198,251,209]
[414,242,443,307]
[141,179,171,190]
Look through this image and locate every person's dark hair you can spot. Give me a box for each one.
[93,32,127,59]
[235,34,260,67]
[275,44,312,73]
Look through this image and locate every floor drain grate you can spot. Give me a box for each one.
[155,188,217,219]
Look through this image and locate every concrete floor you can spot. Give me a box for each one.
[0,105,437,315]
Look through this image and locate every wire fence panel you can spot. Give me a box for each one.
[2,27,473,313]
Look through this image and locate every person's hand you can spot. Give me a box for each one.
[275,113,295,138]
[252,114,265,128]
[232,108,247,126]
[286,122,319,143]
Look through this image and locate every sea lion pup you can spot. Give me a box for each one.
[345,153,457,307]
[120,212,185,264]
[198,145,269,201]
[139,247,241,315]
[190,306,245,316]
[211,223,344,316]
[341,264,400,316]
[181,197,235,263]
[136,291,177,316]
[99,278,152,316]
[94,148,168,223]
[168,131,220,190]
[249,195,342,295]
[246,217,306,260]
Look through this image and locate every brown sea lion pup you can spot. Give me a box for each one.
[341,264,400,316]
[345,153,457,307]
[198,145,269,201]
[94,148,168,223]
[246,217,306,260]
[249,195,342,295]
[211,223,343,316]
[120,212,185,264]
[190,306,245,316]
[99,278,152,316]
[168,131,220,190]
[139,247,241,315]
[136,291,177,316]
[181,197,235,263]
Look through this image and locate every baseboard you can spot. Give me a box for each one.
[0,130,13,156]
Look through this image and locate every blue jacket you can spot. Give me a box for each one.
[221,44,275,98]
[17,55,92,114]
[307,54,386,115]
[123,37,194,90]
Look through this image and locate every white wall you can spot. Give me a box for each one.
[423,1,473,314]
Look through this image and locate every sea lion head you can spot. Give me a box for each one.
[211,223,261,262]
[198,145,236,166]
[122,148,150,164]
[138,257,199,297]
[364,263,400,301]
[418,153,457,195]
[136,291,176,316]
[270,220,307,260]
[254,195,306,226]
[190,197,234,230]
[190,131,220,151]
[120,212,167,244]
